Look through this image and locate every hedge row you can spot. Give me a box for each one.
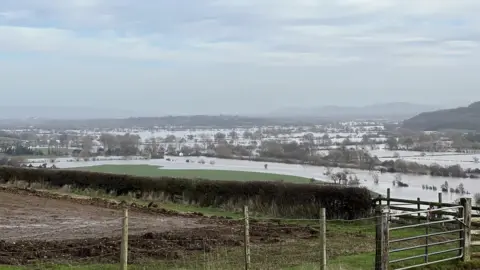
[0,166,373,219]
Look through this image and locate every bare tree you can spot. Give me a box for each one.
[372,172,379,184]
[229,130,239,144]
[215,144,233,157]
[214,132,226,142]
[80,136,93,157]
[164,135,177,143]
[99,133,117,151]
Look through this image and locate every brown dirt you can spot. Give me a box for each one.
[0,189,204,242]
[0,187,320,265]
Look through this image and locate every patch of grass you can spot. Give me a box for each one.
[73,164,313,183]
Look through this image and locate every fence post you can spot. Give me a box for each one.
[375,206,389,270]
[386,188,391,209]
[438,192,443,219]
[460,198,472,262]
[319,208,326,270]
[120,208,128,270]
[417,197,421,223]
[425,213,429,263]
[243,206,251,270]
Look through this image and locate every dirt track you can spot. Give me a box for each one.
[0,188,318,265]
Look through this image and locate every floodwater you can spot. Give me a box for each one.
[32,155,480,204]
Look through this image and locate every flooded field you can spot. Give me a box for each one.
[29,155,480,203]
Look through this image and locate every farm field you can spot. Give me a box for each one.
[0,187,373,269]
[1,184,479,269]
[72,164,314,183]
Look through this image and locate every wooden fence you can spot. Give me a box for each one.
[373,188,480,219]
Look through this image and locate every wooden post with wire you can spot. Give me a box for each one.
[319,208,327,270]
[243,206,251,270]
[120,208,129,270]
[417,197,421,223]
[460,198,472,262]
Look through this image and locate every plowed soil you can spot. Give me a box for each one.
[0,188,319,265]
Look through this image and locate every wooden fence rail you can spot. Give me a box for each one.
[471,217,480,257]
[373,188,480,218]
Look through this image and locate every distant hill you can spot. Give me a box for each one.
[402,102,480,131]
[0,115,323,129]
[269,102,441,120]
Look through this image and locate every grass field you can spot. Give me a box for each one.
[73,164,314,183]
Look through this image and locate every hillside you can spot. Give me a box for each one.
[0,115,322,129]
[269,102,441,120]
[402,102,480,131]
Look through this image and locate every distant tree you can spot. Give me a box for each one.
[229,130,239,143]
[303,133,315,145]
[215,144,233,157]
[19,132,37,141]
[166,144,177,155]
[327,150,343,163]
[164,135,176,143]
[361,135,371,146]
[243,131,253,140]
[193,144,202,155]
[386,137,398,150]
[321,133,331,146]
[474,193,480,207]
[116,133,140,156]
[99,133,117,151]
[441,181,449,191]
[252,130,263,140]
[81,136,93,156]
[214,132,226,142]
[394,173,402,185]
[180,145,194,156]
[403,137,414,150]
[372,173,379,184]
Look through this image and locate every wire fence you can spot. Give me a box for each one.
[11,207,473,270]
[0,207,384,270]
[4,207,471,270]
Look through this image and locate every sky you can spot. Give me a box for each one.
[1,0,480,116]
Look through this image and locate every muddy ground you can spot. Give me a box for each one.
[0,189,204,242]
[0,187,322,265]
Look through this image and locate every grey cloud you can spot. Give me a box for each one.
[1,0,480,114]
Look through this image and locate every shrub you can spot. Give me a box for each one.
[0,166,373,219]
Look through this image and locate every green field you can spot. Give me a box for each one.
[73,164,314,183]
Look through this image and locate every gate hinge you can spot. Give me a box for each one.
[455,217,469,228]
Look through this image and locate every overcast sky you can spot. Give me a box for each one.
[0,0,479,115]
